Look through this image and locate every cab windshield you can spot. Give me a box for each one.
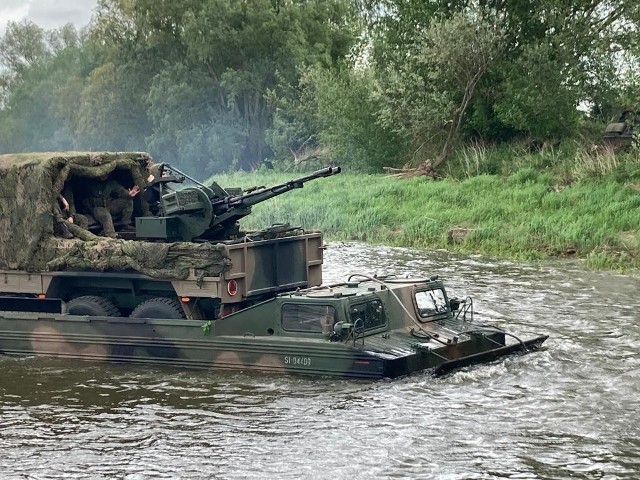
[415,288,448,319]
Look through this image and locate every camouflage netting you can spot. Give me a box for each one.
[0,152,231,279]
[43,237,231,279]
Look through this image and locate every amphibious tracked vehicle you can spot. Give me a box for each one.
[0,152,547,378]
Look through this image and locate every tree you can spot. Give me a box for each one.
[494,42,579,140]
[377,13,505,169]
[0,21,50,79]
[74,62,151,151]
[0,21,50,108]
[287,64,404,172]
[0,22,88,153]
[175,0,357,171]
[86,0,357,174]
[365,0,640,152]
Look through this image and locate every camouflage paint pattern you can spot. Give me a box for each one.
[0,278,547,379]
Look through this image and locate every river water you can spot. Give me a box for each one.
[1,243,638,479]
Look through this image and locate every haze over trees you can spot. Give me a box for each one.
[1,0,639,177]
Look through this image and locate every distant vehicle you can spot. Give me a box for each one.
[0,152,547,378]
[602,110,638,149]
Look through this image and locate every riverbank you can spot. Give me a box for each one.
[216,169,640,271]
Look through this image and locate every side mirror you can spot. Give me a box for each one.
[449,298,461,312]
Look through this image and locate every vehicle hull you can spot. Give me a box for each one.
[0,313,547,379]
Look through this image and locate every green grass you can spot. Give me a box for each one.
[211,154,640,271]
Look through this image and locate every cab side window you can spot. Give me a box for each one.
[349,299,386,330]
[282,304,336,333]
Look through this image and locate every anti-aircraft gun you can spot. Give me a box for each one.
[135,165,342,242]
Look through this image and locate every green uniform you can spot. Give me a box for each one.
[61,182,89,229]
[52,183,89,238]
[52,201,73,238]
[82,179,134,237]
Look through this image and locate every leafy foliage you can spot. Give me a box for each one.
[286,65,404,172]
[1,1,640,177]
[0,0,357,177]
[376,12,505,167]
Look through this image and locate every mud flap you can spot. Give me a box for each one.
[433,334,549,376]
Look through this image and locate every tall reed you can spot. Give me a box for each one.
[214,165,640,270]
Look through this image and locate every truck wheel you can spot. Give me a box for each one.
[67,295,120,316]
[130,298,186,319]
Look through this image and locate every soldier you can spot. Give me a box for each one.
[82,174,141,238]
[52,194,74,239]
[144,162,168,215]
[52,183,89,239]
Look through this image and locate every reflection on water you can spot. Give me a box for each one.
[1,242,639,479]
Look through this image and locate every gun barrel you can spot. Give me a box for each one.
[294,166,342,183]
[212,166,341,214]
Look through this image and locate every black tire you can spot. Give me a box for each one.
[130,297,186,319]
[67,295,120,316]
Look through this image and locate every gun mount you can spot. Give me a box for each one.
[136,165,342,242]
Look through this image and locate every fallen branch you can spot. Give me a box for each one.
[383,160,440,179]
